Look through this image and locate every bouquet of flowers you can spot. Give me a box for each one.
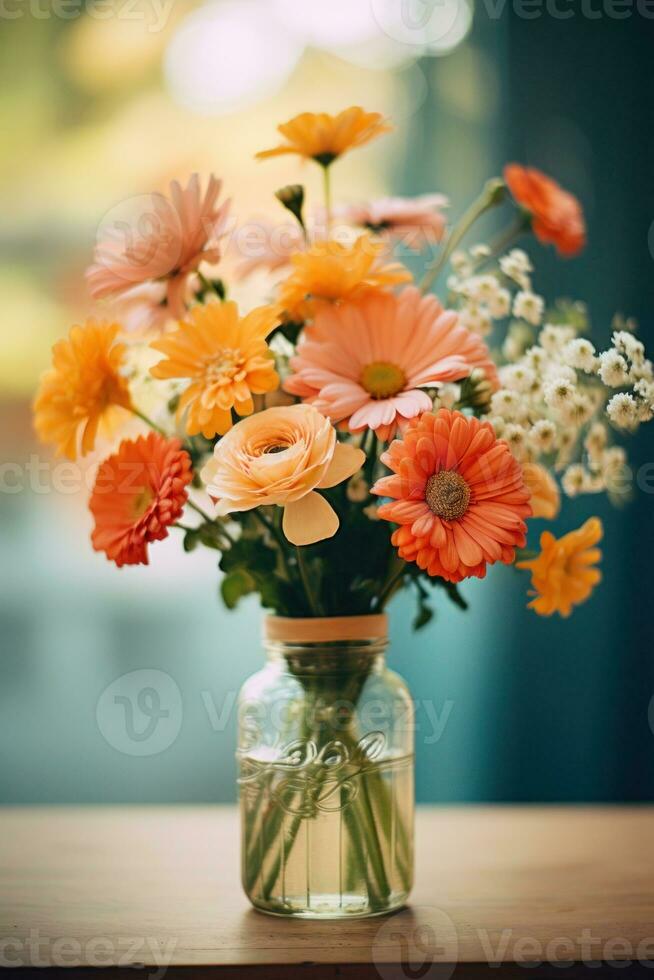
[33,106,654,918]
[34,106,653,626]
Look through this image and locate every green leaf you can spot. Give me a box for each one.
[413,599,434,631]
[221,569,256,610]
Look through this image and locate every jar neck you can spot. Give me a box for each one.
[265,638,387,677]
[263,615,389,677]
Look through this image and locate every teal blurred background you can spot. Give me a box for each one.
[0,2,652,803]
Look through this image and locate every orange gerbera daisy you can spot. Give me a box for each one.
[150,301,280,439]
[34,320,132,460]
[285,287,499,442]
[278,235,411,322]
[90,432,192,567]
[522,462,560,519]
[371,409,532,583]
[504,164,586,257]
[86,174,230,320]
[256,107,391,166]
[517,517,602,617]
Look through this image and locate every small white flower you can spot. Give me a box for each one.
[598,349,629,387]
[539,324,575,355]
[634,378,654,408]
[435,383,460,410]
[470,243,491,259]
[490,388,522,421]
[584,422,608,458]
[524,345,548,371]
[468,274,500,305]
[489,416,506,437]
[502,423,529,461]
[451,250,472,276]
[612,330,645,365]
[630,358,653,385]
[606,392,638,428]
[562,464,587,497]
[500,248,532,289]
[555,429,577,471]
[459,303,492,337]
[529,419,557,454]
[562,338,596,372]
[513,290,544,326]
[489,287,511,319]
[560,392,594,428]
[543,376,576,410]
[499,364,536,393]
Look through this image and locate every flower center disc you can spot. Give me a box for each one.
[425,470,471,521]
[360,361,406,399]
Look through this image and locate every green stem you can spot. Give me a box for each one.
[131,407,167,437]
[420,177,507,294]
[296,546,322,616]
[251,508,295,585]
[376,561,407,610]
[472,213,531,273]
[322,165,333,232]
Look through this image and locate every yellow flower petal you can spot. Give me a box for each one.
[318,442,365,489]
[282,491,339,546]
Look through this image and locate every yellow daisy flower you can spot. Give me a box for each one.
[150,301,280,439]
[278,235,412,322]
[33,320,132,460]
[256,107,392,166]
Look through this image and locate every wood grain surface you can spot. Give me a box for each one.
[1,805,653,977]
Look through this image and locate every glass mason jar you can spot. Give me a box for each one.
[237,614,414,918]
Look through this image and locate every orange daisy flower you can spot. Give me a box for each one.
[371,409,532,583]
[256,107,391,166]
[517,517,602,617]
[90,432,193,567]
[86,174,230,320]
[150,301,280,439]
[522,462,560,519]
[33,320,132,460]
[504,164,586,257]
[285,287,499,442]
[278,235,411,323]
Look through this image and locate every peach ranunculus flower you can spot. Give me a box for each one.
[371,409,532,583]
[256,107,391,166]
[201,405,365,546]
[90,432,193,567]
[284,287,499,442]
[34,320,132,460]
[517,517,603,616]
[86,174,230,321]
[504,164,586,257]
[278,235,411,323]
[336,195,448,251]
[149,301,280,439]
[521,462,560,519]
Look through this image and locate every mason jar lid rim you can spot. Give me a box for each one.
[264,614,388,644]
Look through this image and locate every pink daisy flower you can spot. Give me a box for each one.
[336,195,448,251]
[86,174,230,320]
[284,286,499,442]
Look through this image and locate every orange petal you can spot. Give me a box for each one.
[282,491,339,546]
[318,442,366,489]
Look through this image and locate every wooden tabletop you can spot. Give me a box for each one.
[2,806,654,978]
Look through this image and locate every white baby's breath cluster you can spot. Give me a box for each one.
[450,246,653,501]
